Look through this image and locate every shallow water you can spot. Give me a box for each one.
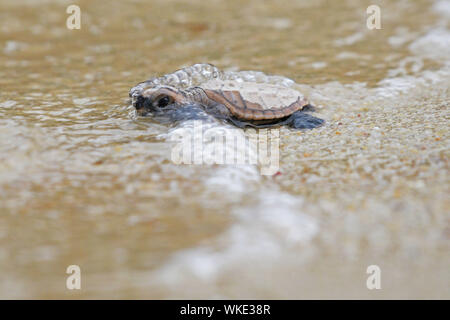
[0,0,449,298]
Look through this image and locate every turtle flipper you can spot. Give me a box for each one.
[300,104,316,112]
[153,104,214,125]
[288,110,324,129]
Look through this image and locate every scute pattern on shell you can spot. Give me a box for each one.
[129,64,222,99]
[200,79,305,110]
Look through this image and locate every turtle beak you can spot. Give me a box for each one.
[133,95,151,116]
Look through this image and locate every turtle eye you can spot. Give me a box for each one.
[157,96,172,108]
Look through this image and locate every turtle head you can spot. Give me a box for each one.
[133,86,187,117]
[133,85,213,124]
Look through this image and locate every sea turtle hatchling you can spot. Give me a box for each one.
[130,64,324,129]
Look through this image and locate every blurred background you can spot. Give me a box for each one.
[0,0,448,298]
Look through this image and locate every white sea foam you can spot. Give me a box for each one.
[432,0,450,19]
[153,189,318,286]
[409,28,450,62]
[377,10,450,99]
